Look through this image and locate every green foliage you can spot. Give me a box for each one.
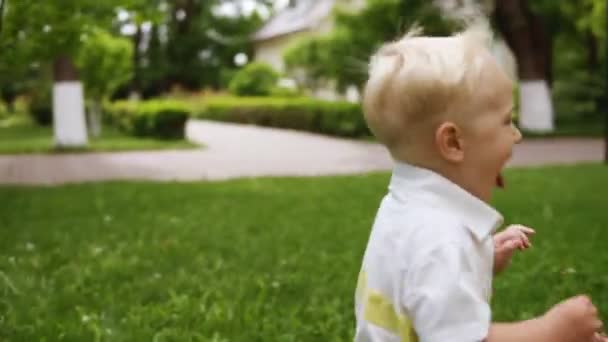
[194,97,370,137]
[269,86,302,98]
[530,0,606,39]
[76,29,133,101]
[0,101,7,120]
[284,35,335,89]
[1,165,607,339]
[0,0,118,61]
[587,0,606,39]
[0,0,268,100]
[134,0,265,93]
[28,90,53,126]
[551,31,607,119]
[284,0,456,90]
[553,71,605,118]
[106,100,189,139]
[228,63,280,96]
[522,0,607,120]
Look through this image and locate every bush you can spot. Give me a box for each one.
[29,93,53,126]
[106,96,370,139]
[0,101,7,120]
[194,97,369,137]
[269,86,301,98]
[105,100,189,139]
[228,63,279,96]
[553,71,605,120]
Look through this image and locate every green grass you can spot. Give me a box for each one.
[0,122,198,155]
[1,164,607,340]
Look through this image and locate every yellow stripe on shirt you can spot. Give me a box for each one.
[357,271,419,342]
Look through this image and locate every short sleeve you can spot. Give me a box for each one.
[401,241,490,342]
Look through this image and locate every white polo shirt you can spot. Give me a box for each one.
[354,162,504,342]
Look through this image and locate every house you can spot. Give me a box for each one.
[252,0,364,101]
[253,0,364,72]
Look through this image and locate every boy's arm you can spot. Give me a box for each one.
[486,295,606,342]
[485,319,550,342]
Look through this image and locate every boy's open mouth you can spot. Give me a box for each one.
[496,173,505,188]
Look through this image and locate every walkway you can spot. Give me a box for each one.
[0,120,603,185]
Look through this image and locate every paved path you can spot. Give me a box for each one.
[0,120,604,185]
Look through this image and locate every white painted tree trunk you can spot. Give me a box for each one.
[53,81,88,147]
[87,101,102,138]
[518,80,554,132]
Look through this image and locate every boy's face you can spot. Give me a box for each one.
[461,52,522,202]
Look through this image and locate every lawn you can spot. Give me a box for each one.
[0,122,198,155]
[0,164,607,340]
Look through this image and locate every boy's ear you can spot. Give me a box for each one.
[435,122,464,163]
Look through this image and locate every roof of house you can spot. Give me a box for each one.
[253,0,336,42]
[253,0,484,42]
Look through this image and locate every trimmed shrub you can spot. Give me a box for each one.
[269,86,301,98]
[105,100,189,139]
[228,63,279,96]
[193,97,370,137]
[106,96,370,139]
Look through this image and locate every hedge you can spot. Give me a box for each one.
[192,97,370,137]
[105,97,370,139]
[105,100,189,139]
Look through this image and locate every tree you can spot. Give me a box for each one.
[490,0,607,133]
[76,29,133,137]
[121,0,265,96]
[163,0,263,90]
[0,0,5,35]
[117,0,166,98]
[492,0,554,132]
[1,0,119,147]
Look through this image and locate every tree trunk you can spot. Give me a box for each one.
[87,100,102,138]
[53,55,79,81]
[605,0,608,164]
[494,0,554,132]
[0,0,6,36]
[586,30,599,73]
[166,0,202,89]
[129,24,142,100]
[52,55,88,147]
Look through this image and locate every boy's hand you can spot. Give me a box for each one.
[493,225,535,275]
[542,295,604,342]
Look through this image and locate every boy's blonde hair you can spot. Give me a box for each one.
[363,23,494,160]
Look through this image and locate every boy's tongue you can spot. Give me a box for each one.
[496,173,505,188]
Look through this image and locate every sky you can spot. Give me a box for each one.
[213,0,290,19]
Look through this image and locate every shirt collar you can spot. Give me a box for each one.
[389,161,504,241]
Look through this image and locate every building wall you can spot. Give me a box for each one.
[254,15,334,72]
[253,0,364,101]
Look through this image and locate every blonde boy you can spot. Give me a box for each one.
[355,24,605,342]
